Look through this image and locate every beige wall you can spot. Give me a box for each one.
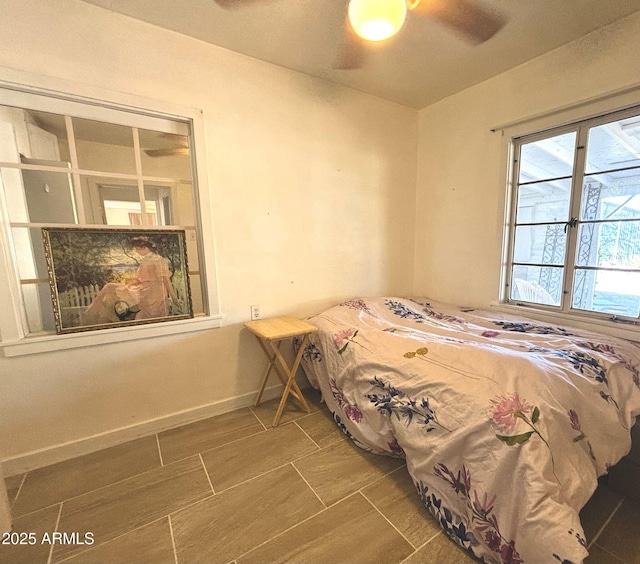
[0,0,417,470]
[415,11,640,307]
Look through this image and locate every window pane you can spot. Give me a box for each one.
[25,110,70,162]
[73,118,136,175]
[22,282,56,334]
[82,177,122,225]
[517,179,571,224]
[189,273,204,315]
[576,221,640,268]
[573,268,640,317]
[143,184,171,226]
[2,167,78,224]
[511,265,561,306]
[139,129,192,180]
[22,169,77,223]
[585,116,640,174]
[2,168,31,222]
[79,178,141,226]
[518,132,577,183]
[11,227,49,280]
[514,224,566,264]
[0,106,70,163]
[103,199,156,226]
[81,181,186,227]
[162,182,196,226]
[581,172,640,221]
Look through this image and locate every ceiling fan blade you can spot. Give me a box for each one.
[333,20,366,70]
[413,0,505,44]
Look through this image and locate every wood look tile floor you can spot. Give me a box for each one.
[2,390,639,564]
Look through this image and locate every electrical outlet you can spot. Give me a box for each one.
[250,304,261,320]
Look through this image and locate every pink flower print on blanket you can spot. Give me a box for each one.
[332,327,371,355]
[489,394,560,482]
[489,394,534,434]
[333,328,356,351]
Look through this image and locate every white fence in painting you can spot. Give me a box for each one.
[58,284,100,309]
[58,284,100,327]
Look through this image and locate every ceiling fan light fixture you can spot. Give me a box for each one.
[348,0,407,42]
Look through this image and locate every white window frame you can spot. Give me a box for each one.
[0,81,221,357]
[498,97,640,340]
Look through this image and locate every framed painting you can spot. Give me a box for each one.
[42,228,193,334]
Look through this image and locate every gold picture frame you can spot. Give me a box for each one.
[43,227,193,334]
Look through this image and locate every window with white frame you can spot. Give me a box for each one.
[505,105,640,322]
[0,85,219,352]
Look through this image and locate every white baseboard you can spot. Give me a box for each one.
[2,384,285,477]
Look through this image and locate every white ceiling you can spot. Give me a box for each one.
[79,0,640,109]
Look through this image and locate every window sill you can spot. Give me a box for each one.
[0,314,222,357]
[490,302,640,343]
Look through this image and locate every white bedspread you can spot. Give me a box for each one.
[300,297,640,564]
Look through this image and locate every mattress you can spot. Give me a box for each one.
[299,297,640,564]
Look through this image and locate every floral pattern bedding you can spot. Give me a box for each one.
[299,297,640,564]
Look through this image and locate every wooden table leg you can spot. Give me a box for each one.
[272,333,312,426]
[284,333,311,412]
[254,337,287,406]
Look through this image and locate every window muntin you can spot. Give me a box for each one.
[507,107,640,321]
[0,97,207,337]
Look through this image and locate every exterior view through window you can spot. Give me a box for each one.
[507,106,640,320]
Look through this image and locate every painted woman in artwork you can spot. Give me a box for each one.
[82,236,182,325]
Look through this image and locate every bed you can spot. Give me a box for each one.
[299,296,640,564]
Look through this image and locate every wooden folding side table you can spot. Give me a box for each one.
[244,316,318,427]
